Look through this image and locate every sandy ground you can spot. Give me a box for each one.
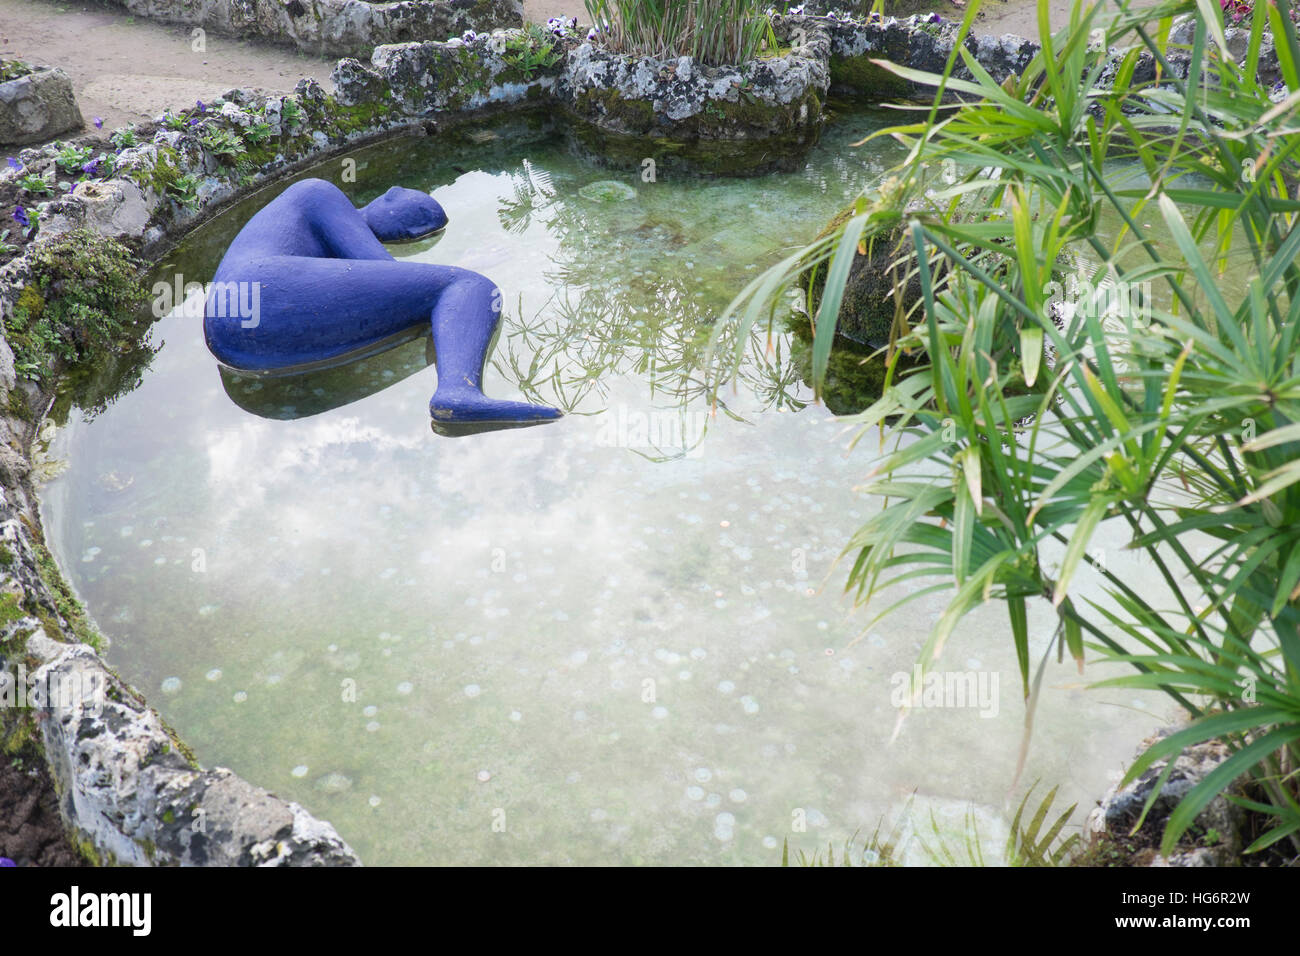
[0,0,1066,146]
[0,0,335,138]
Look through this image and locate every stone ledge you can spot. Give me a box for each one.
[556,16,830,176]
[92,0,523,58]
[24,632,360,866]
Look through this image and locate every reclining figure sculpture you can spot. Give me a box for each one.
[204,177,561,429]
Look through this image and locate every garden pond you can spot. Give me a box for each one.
[39,106,1171,865]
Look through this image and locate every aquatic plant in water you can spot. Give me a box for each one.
[711,0,1300,860]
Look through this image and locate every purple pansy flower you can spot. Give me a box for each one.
[0,857,16,867]
[81,159,100,176]
[12,207,29,227]
[6,157,19,171]
[93,116,103,129]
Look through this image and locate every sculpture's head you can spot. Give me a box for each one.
[361,186,449,242]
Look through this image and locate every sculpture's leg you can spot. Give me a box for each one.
[207,256,560,425]
[428,271,562,425]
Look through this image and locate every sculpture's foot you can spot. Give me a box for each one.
[429,388,562,430]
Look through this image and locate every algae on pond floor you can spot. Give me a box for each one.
[39,109,1169,865]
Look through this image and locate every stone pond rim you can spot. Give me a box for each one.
[91,0,527,58]
[0,10,1282,866]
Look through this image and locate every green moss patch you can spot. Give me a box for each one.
[829,54,917,98]
[3,230,148,384]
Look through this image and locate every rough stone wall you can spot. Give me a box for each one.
[823,11,1287,100]
[349,28,566,114]
[26,634,360,865]
[560,16,830,131]
[1086,731,1249,867]
[98,0,523,58]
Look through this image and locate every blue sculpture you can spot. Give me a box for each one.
[204,178,561,430]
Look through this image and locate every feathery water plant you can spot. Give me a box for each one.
[782,785,1080,866]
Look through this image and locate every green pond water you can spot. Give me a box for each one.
[41,109,1170,865]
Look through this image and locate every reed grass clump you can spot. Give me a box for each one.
[582,0,777,66]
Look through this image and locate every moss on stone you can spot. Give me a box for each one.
[444,49,494,110]
[565,85,824,177]
[802,208,920,349]
[4,230,148,385]
[73,831,104,867]
[328,97,396,136]
[572,86,658,135]
[0,591,23,627]
[830,54,916,98]
[24,523,102,653]
[2,712,36,756]
[6,389,32,422]
[787,324,894,415]
[130,145,186,201]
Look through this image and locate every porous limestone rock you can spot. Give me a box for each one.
[96,0,523,58]
[25,632,361,866]
[0,67,83,146]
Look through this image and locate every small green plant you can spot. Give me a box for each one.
[88,151,116,179]
[0,591,25,628]
[52,142,93,173]
[1006,784,1080,867]
[199,127,247,163]
[16,170,54,195]
[241,121,274,147]
[781,786,1079,867]
[108,127,137,149]
[161,112,187,131]
[166,173,201,208]
[0,60,33,82]
[502,24,563,79]
[280,97,303,128]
